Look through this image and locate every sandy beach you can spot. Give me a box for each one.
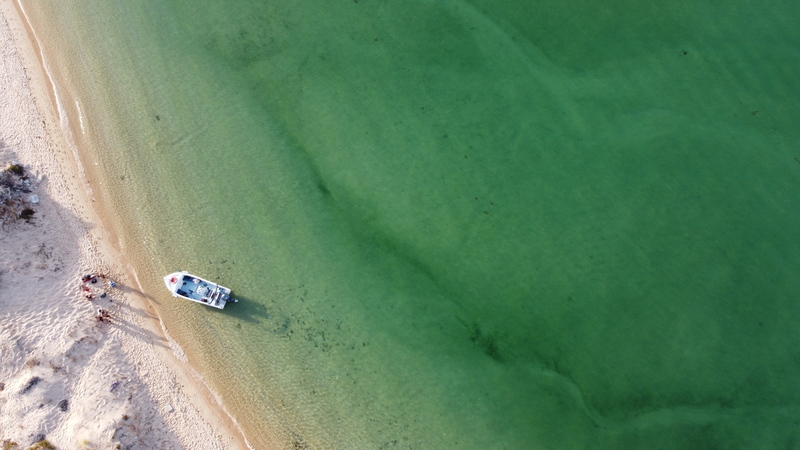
[0,2,249,449]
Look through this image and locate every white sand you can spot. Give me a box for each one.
[0,3,248,449]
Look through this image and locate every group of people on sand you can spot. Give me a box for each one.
[95,307,111,323]
[79,272,117,324]
[79,273,116,297]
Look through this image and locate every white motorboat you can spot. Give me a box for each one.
[163,271,238,309]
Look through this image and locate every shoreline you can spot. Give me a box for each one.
[0,2,250,448]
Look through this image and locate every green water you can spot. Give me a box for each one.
[20,0,800,447]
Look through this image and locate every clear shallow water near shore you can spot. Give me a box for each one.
[19,0,800,447]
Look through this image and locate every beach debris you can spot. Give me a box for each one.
[0,382,4,391]
[165,404,174,413]
[20,376,42,394]
[58,399,69,412]
[110,380,121,392]
[29,194,39,204]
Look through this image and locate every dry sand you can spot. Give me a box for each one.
[0,3,249,449]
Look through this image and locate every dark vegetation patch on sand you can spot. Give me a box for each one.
[1,161,37,226]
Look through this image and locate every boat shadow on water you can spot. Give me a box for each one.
[222,294,291,336]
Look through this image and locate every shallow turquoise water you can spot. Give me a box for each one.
[21,0,800,447]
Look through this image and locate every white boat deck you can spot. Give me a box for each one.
[163,271,235,309]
